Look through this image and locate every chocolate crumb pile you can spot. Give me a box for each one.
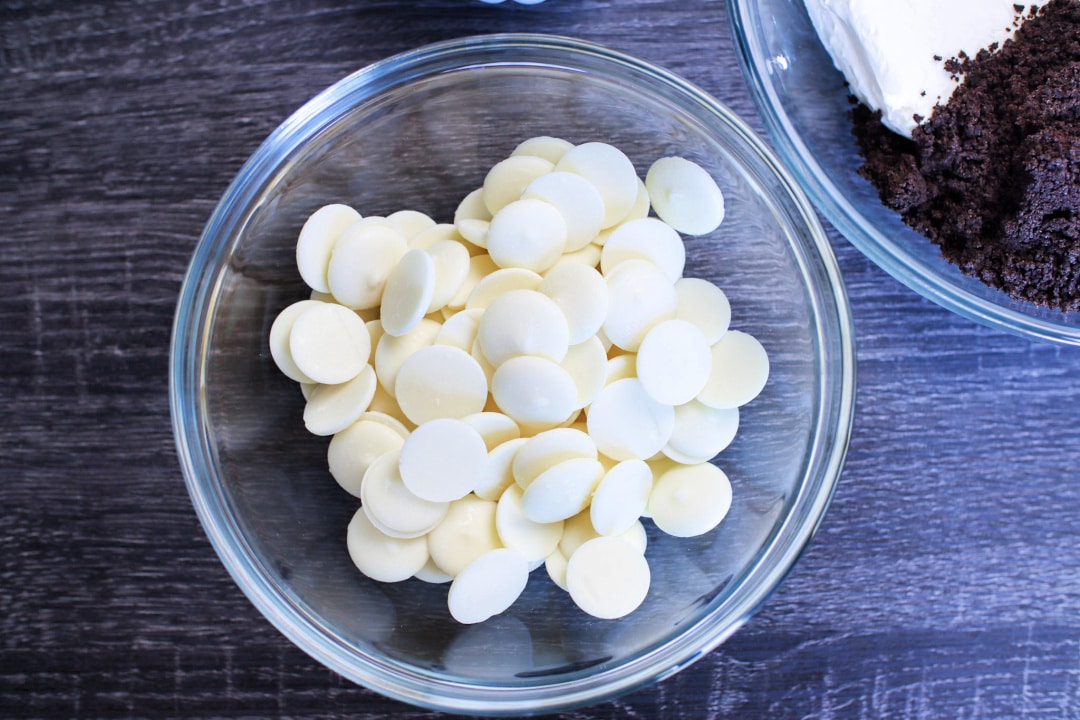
[852,0,1080,312]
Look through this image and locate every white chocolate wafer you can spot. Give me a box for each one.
[288,302,371,385]
[399,418,488,503]
[346,508,429,583]
[697,330,769,409]
[645,156,725,236]
[428,495,501,577]
[556,142,639,228]
[327,221,408,310]
[486,199,567,273]
[296,204,361,293]
[447,549,529,624]
[395,345,488,425]
[566,536,650,619]
[648,461,732,537]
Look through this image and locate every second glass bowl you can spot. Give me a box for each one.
[729,0,1080,345]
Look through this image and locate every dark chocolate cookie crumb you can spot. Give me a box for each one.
[852,0,1080,311]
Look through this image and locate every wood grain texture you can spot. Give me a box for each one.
[2,0,1079,718]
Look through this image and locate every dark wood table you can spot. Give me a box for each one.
[4,1,1079,717]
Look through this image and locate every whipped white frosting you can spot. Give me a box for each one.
[804,0,1025,137]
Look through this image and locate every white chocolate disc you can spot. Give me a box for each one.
[624,177,651,222]
[593,227,614,248]
[696,330,769,409]
[537,264,608,344]
[590,458,653,536]
[435,307,483,351]
[288,302,371,385]
[380,248,436,337]
[559,510,647,558]
[414,557,453,584]
[558,509,599,558]
[486,199,567,273]
[365,318,385,349]
[516,410,581,439]
[474,436,528,502]
[520,456,604,523]
[466,267,543,310]
[456,218,489,248]
[600,217,686,283]
[545,548,569,591]
[387,209,436,240]
[550,241,602,270]
[454,188,492,249]
[645,156,725,236]
[360,449,449,538]
[373,317,441,395]
[478,289,569,366]
[327,416,406,498]
[586,378,675,461]
[399,418,488,503]
[491,355,577,426]
[522,171,605,252]
[635,319,712,406]
[559,336,608,410]
[483,155,555,215]
[327,221,408,310]
[618,519,648,554]
[462,411,521,451]
[471,337,497,389]
[448,254,499,309]
[409,222,462,250]
[428,495,501,578]
[555,142,639,229]
[454,187,493,223]
[346,508,429,583]
[648,461,732,537]
[511,136,574,164]
[269,299,323,383]
[604,354,636,386]
[362,409,412,438]
[496,484,564,562]
[425,240,471,313]
[674,277,731,344]
[394,345,488,425]
[303,364,377,436]
[511,427,598,489]
[296,204,361,293]
[663,402,739,465]
[447,548,529,624]
[566,536,650,619]
[367,384,414,430]
[602,259,677,352]
[362,509,434,542]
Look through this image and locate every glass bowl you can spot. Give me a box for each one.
[170,34,855,715]
[729,0,1080,346]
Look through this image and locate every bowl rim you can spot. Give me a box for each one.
[727,0,1080,347]
[170,32,856,715]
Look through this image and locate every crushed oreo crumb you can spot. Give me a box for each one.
[852,0,1080,311]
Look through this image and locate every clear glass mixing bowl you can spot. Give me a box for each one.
[729,0,1080,345]
[170,34,855,714]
